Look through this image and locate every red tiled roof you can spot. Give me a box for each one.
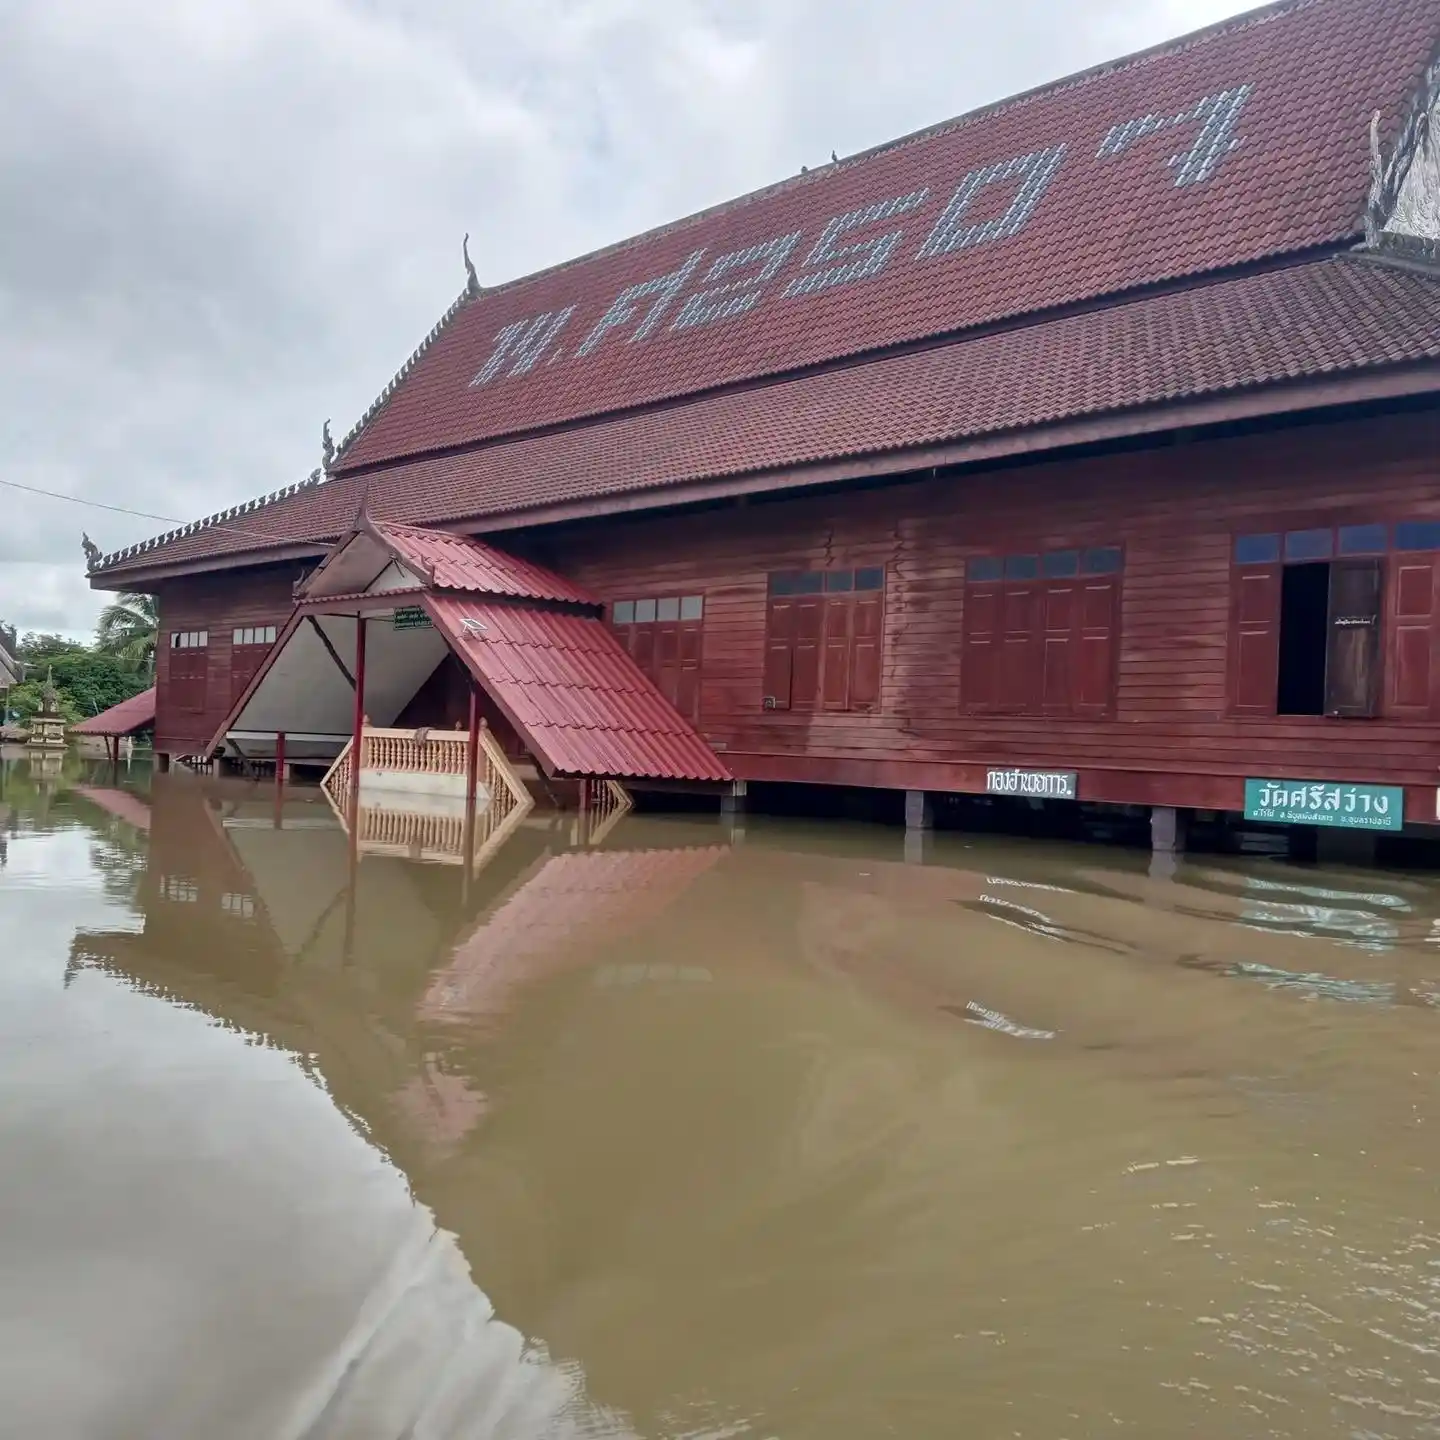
[332,0,1440,471]
[370,520,594,604]
[94,255,1440,579]
[71,687,157,735]
[426,595,731,782]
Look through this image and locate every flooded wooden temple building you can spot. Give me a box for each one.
[87,0,1440,853]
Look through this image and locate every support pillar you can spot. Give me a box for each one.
[1150,805,1188,855]
[157,752,171,774]
[462,686,480,898]
[274,732,286,790]
[348,617,367,824]
[719,779,748,816]
[904,790,933,865]
[905,789,933,831]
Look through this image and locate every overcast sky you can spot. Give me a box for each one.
[1,0,1255,640]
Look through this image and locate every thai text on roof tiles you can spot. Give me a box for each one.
[331,0,1440,473]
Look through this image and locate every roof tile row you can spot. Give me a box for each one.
[96,254,1440,580]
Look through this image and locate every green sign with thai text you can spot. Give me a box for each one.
[392,606,432,631]
[1243,779,1404,832]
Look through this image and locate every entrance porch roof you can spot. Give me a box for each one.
[210,523,729,785]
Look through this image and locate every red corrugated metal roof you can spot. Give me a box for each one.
[93,256,1440,579]
[426,595,731,782]
[333,0,1440,471]
[371,520,594,604]
[71,687,156,736]
[71,786,153,832]
[420,846,726,1022]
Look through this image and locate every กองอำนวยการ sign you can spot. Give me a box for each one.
[985,768,1078,800]
[1243,779,1404,832]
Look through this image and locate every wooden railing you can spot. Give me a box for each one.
[321,723,536,867]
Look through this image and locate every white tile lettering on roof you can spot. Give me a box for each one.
[673,233,805,330]
[470,84,1251,393]
[782,189,932,298]
[1096,86,1254,186]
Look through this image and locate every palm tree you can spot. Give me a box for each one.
[96,593,158,677]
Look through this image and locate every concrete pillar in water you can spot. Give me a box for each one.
[1151,805,1188,855]
[719,779,748,816]
[904,790,933,864]
[905,790,933,831]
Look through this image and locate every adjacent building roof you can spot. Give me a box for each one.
[71,687,157,736]
[426,595,732,782]
[89,0,1440,585]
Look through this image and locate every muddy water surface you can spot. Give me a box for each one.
[1,753,1438,1439]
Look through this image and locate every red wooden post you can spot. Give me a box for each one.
[462,684,480,893]
[348,618,367,823]
[273,731,286,829]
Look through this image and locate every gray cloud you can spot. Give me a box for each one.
[0,0,1250,638]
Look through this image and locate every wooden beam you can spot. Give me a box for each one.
[307,616,355,688]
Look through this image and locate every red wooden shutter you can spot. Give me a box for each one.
[821,597,852,710]
[849,595,883,709]
[999,585,1041,712]
[1041,584,1075,714]
[676,622,702,721]
[763,600,794,711]
[1073,578,1119,717]
[1387,554,1438,716]
[632,625,656,681]
[171,649,208,713]
[1323,559,1382,718]
[791,597,824,710]
[654,623,681,707]
[962,586,1001,712]
[1230,566,1281,715]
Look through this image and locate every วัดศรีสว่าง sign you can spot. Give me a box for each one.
[1243,779,1404,832]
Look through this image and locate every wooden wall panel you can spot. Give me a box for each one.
[539,408,1440,810]
[153,562,308,755]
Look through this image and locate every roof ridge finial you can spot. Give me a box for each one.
[321,418,336,473]
[463,233,482,299]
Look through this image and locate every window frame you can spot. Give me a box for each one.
[763,566,885,713]
[961,546,1123,718]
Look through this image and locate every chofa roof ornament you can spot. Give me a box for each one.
[321,419,336,473]
[81,533,101,572]
[463,233,482,300]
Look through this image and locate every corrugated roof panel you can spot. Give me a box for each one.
[428,595,730,782]
[373,520,596,605]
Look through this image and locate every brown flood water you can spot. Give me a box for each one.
[2,752,1439,1439]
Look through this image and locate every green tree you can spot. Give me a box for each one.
[8,652,145,722]
[95,594,158,676]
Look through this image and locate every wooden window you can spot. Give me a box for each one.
[610,594,704,720]
[963,548,1121,716]
[1229,521,1440,718]
[764,568,884,711]
[168,631,209,713]
[231,624,279,700]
